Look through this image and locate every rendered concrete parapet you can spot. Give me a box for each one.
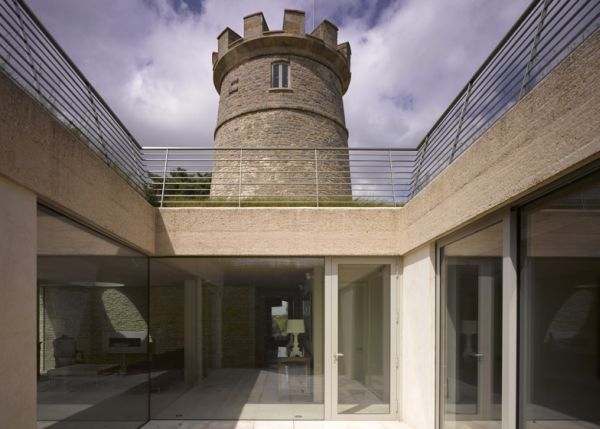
[155,207,404,256]
[399,28,600,255]
[0,71,155,254]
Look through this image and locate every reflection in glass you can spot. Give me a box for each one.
[36,206,149,428]
[441,223,503,428]
[149,258,325,420]
[520,173,600,429]
[337,264,391,414]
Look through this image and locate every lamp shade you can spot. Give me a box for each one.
[285,319,305,334]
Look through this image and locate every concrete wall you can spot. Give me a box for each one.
[155,207,403,256]
[400,28,600,255]
[0,72,155,254]
[157,30,600,258]
[0,176,37,429]
[400,244,436,429]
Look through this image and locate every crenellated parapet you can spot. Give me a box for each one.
[212,10,351,94]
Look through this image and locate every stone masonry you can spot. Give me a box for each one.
[211,10,352,202]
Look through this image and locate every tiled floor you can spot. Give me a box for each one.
[141,421,413,429]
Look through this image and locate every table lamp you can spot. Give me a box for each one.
[286,319,305,357]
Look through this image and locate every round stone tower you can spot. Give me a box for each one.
[210,10,352,202]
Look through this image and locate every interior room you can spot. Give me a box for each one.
[148,257,326,420]
[36,207,149,428]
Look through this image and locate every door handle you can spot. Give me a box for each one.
[470,353,484,360]
[334,353,344,363]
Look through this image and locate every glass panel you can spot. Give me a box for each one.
[441,222,503,428]
[520,172,600,429]
[282,63,289,88]
[149,258,325,420]
[37,206,149,428]
[337,264,391,414]
[272,63,279,88]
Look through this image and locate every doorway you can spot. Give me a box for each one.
[439,222,503,428]
[327,257,399,420]
[147,256,398,421]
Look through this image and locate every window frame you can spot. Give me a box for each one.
[435,162,600,429]
[436,209,518,429]
[271,61,290,89]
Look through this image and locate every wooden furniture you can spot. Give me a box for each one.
[277,356,311,395]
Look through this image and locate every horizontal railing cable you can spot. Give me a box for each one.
[409,0,599,195]
[0,0,147,194]
[1,0,598,207]
[142,147,416,207]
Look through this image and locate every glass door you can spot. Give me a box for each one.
[329,258,398,420]
[440,223,503,428]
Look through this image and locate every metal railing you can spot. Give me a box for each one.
[143,0,599,207]
[1,0,598,207]
[0,0,147,194]
[143,147,416,207]
[410,0,599,195]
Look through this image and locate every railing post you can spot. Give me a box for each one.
[388,150,397,207]
[238,149,243,208]
[411,134,429,197]
[520,0,550,99]
[86,84,109,163]
[160,149,169,208]
[314,149,320,207]
[449,81,473,162]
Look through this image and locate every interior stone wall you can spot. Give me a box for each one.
[221,286,256,368]
[39,285,148,372]
[150,285,184,356]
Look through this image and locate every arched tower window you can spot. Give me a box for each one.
[271,62,289,88]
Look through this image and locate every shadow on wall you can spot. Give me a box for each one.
[38,282,150,426]
[39,285,148,373]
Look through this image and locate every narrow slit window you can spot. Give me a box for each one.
[271,62,289,88]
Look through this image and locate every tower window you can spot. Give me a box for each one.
[271,62,289,88]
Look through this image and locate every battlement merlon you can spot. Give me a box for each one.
[217,27,241,58]
[244,12,269,39]
[283,10,305,35]
[212,10,351,94]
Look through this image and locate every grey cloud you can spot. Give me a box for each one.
[26,0,525,149]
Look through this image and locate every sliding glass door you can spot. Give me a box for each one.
[149,258,326,421]
[329,258,398,420]
[519,172,600,429]
[440,222,504,429]
[437,169,600,429]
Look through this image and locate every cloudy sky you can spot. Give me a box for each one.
[27,0,527,148]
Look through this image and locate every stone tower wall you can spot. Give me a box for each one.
[211,10,352,202]
[216,55,346,138]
